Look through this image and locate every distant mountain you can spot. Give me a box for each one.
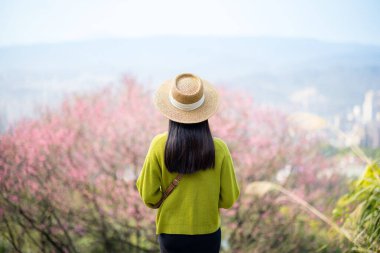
[1,36,380,130]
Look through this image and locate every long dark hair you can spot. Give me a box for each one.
[164,120,215,174]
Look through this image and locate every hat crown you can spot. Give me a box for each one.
[154,72,219,123]
[171,73,204,104]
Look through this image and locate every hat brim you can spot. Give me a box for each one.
[154,78,220,124]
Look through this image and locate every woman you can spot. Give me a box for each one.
[136,73,240,253]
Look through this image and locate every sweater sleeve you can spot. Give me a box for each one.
[218,143,240,209]
[136,137,162,209]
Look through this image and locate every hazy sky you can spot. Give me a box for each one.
[0,0,379,46]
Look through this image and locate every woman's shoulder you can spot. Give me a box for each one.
[213,137,230,153]
[149,132,168,149]
[152,131,168,141]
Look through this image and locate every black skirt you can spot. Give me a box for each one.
[158,227,221,253]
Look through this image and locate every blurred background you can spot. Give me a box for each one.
[0,0,379,252]
[1,0,380,140]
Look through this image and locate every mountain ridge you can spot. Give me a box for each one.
[0,36,379,129]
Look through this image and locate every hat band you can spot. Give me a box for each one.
[169,93,205,111]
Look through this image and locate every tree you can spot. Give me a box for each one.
[0,76,350,252]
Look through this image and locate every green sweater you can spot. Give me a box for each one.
[136,132,240,235]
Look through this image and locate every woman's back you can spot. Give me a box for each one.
[136,73,240,252]
[136,132,240,235]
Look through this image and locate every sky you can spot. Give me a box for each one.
[0,0,380,46]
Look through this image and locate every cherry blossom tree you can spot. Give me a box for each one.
[210,89,351,252]
[0,76,350,252]
[0,76,163,252]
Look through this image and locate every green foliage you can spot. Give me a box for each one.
[321,145,380,162]
[334,162,380,252]
[0,238,11,253]
[362,148,380,162]
[224,196,350,253]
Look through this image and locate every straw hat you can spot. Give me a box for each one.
[154,73,220,124]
